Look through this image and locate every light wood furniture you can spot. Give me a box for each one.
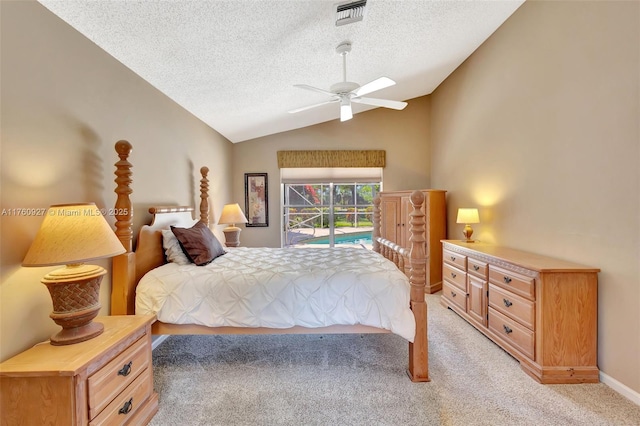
[109,140,429,382]
[440,240,599,384]
[373,189,447,293]
[0,315,158,425]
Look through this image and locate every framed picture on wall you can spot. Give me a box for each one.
[244,173,268,227]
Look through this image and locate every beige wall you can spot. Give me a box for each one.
[231,96,431,247]
[0,2,233,360]
[430,1,639,394]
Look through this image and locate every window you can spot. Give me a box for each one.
[282,180,381,248]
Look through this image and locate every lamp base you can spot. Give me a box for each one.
[42,264,106,345]
[462,225,475,243]
[223,226,242,247]
[50,316,104,346]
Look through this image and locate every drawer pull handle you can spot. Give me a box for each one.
[119,398,133,415]
[450,256,456,261]
[503,299,513,308]
[451,272,456,278]
[473,265,479,271]
[118,361,132,377]
[451,291,457,297]
[503,325,513,334]
[503,276,512,284]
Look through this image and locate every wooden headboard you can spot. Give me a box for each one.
[134,207,198,283]
[111,140,212,315]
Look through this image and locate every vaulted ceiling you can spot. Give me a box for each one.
[38,0,524,143]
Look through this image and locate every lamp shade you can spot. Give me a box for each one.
[456,208,480,224]
[22,203,126,267]
[218,203,248,226]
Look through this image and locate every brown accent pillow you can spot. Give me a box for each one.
[171,221,225,266]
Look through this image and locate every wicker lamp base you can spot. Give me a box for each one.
[42,264,106,345]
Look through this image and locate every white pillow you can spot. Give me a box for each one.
[161,229,191,265]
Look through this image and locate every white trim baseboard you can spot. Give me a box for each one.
[600,371,640,406]
[151,334,169,351]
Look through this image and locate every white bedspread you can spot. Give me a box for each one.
[135,247,416,342]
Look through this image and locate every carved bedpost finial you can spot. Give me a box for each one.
[114,140,133,252]
[200,166,210,227]
[372,195,381,253]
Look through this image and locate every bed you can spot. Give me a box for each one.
[110,140,429,382]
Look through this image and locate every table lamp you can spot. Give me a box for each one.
[22,203,126,345]
[456,208,480,242]
[218,203,248,247]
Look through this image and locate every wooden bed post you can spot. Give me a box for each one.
[199,166,210,226]
[372,195,381,253]
[407,190,430,382]
[111,140,136,315]
[113,140,133,252]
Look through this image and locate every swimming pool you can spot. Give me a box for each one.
[305,231,372,246]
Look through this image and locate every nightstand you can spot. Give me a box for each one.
[0,315,158,425]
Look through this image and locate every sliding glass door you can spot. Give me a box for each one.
[282,182,380,248]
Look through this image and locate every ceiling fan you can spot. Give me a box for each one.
[288,41,408,122]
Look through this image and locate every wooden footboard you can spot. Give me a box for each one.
[110,141,429,382]
[373,191,429,381]
[376,238,408,272]
[372,195,410,270]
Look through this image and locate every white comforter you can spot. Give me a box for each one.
[136,247,416,341]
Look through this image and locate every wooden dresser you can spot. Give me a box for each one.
[0,315,158,425]
[440,240,599,384]
[378,189,447,293]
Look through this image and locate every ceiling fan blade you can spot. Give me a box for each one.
[340,98,353,122]
[293,84,336,97]
[352,97,408,110]
[288,99,339,114]
[353,77,396,97]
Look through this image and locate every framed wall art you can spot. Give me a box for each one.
[244,173,268,227]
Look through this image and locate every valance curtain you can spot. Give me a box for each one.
[277,150,385,168]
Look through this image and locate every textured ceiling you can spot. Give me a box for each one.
[38,0,524,143]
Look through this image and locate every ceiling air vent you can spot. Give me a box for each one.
[335,0,367,27]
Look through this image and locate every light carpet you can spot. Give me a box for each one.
[150,294,640,425]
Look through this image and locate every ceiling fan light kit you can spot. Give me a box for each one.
[288,41,408,122]
[340,98,353,122]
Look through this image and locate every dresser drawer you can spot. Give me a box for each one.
[489,284,535,330]
[89,365,153,426]
[443,280,467,312]
[88,335,150,419]
[443,263,466,290]
[488,308,534,359]
[489,265,535,300]
[443,248,466,270]
[467,258,488,279]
